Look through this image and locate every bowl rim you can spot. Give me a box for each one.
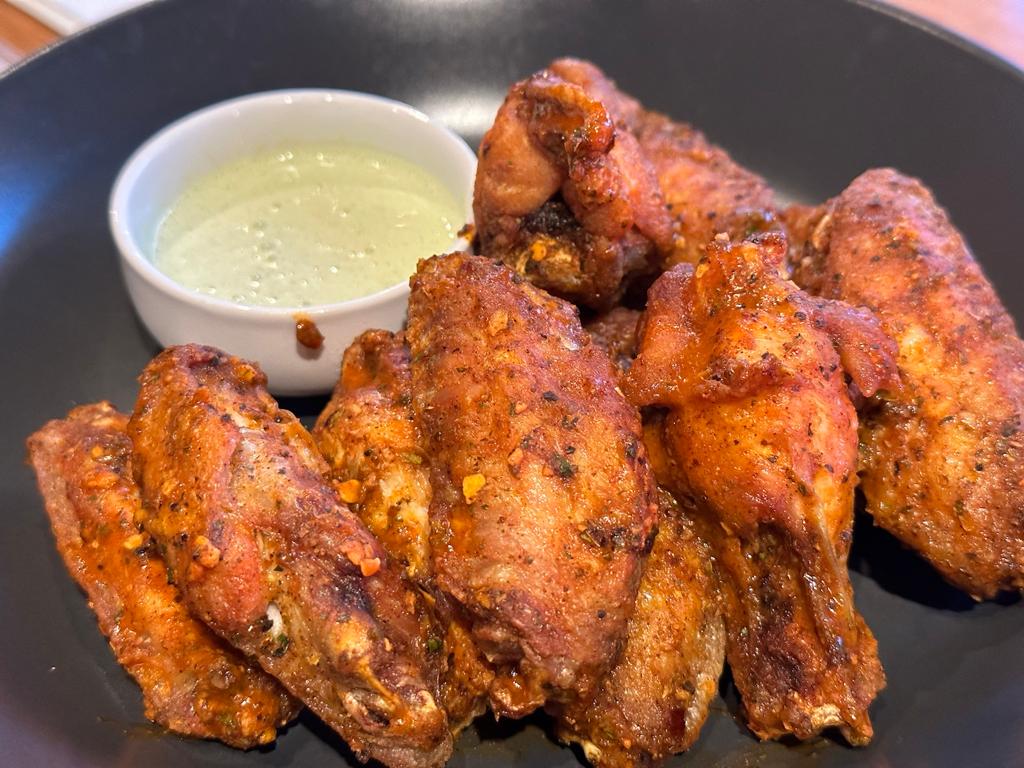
[109,87,476,319]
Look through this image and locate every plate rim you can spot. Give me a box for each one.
[3,0,1024,92]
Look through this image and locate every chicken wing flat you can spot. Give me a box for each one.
[552,489,725,768]
[313,329,493,733]
[26,402,297,748]
[406,252,659,717]
[561,309,724,766]
[314,330,433,584]
[626,234,896,744]
[128,345,451,768]
[474,58,777,308]
[790,168,1024,599]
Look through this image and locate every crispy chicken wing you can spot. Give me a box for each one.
[128,345,451,768]
[313,330,493,733]
[790,168,1024,599]
[569,309,725,765]
[26,403,298,748]
[541,58,779,260]
[406,252,659,717]
[473,60,677,309]
[626,234,896,744]
[314,331,433,583]
[474,58,777,308]
[552,489,725,768]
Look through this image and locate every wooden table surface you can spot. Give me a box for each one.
[0,0,56,69]
[1,0,1023,71]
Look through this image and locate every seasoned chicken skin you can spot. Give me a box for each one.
[128,345,452,768]
[313,330,493,733]
[629,106,778,269]
[315,331,433,583]
[474,58,777,308]
[474,59,677,309]
[790,168,1024,599]
[26,403,297,748]
[552,489,725,767]
[406,252,659,717]
[544,59,779,266]
[627,234,896,744]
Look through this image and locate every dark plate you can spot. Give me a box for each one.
[2,1,1023,766]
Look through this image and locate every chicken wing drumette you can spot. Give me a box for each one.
[473,59,675,309]
[129,345,451,768]
[474,58,777,308]
[406,252,659,717]
[790,168,1024,599]
[313,330,493,734]
[27,403,298,747]
[552,489,725,767]
[626,234,897,744]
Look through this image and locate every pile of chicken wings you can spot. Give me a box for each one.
[28,59,1024,768]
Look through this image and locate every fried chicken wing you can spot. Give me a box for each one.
[626,234,895,744]
[474,60,676,309]
[552,489,725,768]
[790,168,1024,598]
[313,330,493,733]
[474,58,778,308]
[26,403,298,748]
[128,345,451,768]
[314,331,433,584]
[406,252,659,717]
[625,107,778,269]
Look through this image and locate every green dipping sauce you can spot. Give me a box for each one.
[153,141,463,307]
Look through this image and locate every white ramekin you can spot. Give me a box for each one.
[110,89,476,396]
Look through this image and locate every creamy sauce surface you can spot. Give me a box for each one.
[154,141,462,307]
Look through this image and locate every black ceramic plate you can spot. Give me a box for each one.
[2,1,1023,766]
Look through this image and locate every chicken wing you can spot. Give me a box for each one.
[557,309,724,766]
[474,58,778,308]
[406,252,659,717]
[26,402,298,748]
[128,345,451,768]
[313,330,493,733]
[473,60,677,309]
[314,330,433,583]
[552,489,725,767]
[626,233,895,744]
[790,168,1024,599]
